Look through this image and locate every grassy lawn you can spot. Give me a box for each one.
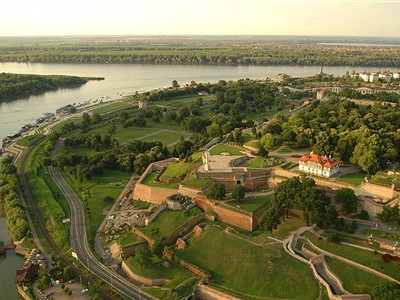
[227,194,272,213]
[141,172,179,189]
[141,208,203,241]
[117,231,145,248]
[125,256,198,299]
[363,229,400,242]
[25,142,71,251]
[160,159,201,182]
[371,171,400,189]
[63,169,131,243]
[181,177,214,188]
[277,146,293,154]
[91,101,132,115]
[247,156,286,168]
[91,125,159,143]
[306,233,400,280]
[325,257,388,295]
[209,144,245,156]
[140,131,189,146]
[68,145,102,156]
[179,226,320,299]
[272,217,307,239]
[15,134,44,147]
[337,172,366,186]
[132,199,151,210]
[243,139,260,149]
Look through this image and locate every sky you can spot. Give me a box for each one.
[0,0,399,37]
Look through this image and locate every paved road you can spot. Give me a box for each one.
[49,139,154,300]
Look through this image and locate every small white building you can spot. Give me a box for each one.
[298,154,341,178]
[379,72,392,83]
[138,99,148,109]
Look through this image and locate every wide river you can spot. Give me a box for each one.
[3,62,399,143]
[0,62,398,298]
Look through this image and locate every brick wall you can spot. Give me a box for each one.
[133,183,178,205]
[195,196,255,231]
[121,261,170,287]
[179,259,209,279]
[195,285,241,300]
[132,227,155,249]
[178,184,204,198]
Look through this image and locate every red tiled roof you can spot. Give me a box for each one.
[299,154,341,168]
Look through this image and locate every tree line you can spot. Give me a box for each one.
[0,156,29,241]
[1,44,400,67]
[0,73,87,102]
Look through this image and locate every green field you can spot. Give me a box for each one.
[325,257,388,295]
[247,156,286,168]
[179,226,320,299]
[363,229,400,242]
[337,172,366,186]
[209,144,245,156]
[117,231,146,248]
[371,171,400,189]
[125,256,198,300]
[141,172,179,189]
[277,146,293,154]
[63,169,131,242]
[140,131,189,147]
[160,159,201,182]
[15,134,44,147]
[243,139,260,149]
[25,142,71,251]
[140,208,203,241]
[227,194,272,213]
[91,101,132,115]
[306,233,400,280]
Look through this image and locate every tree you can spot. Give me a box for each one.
[372,282,400,300]
[208,182,226,200]
[135,248,151,266]
[259,207,281,233]
[232,185,245,201]
[172,80,180,89]
[334,188,358,214]
[107,124,117,135]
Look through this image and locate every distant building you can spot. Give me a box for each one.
[270,73,290,82]
[298,153,341,178]
[198,90,209,96]
[138,99,148,109]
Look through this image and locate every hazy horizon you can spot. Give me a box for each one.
[1,0,399,37]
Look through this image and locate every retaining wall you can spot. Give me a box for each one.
[195,195,255,231]
[359,182,396,200]
[133,183,178,205]
[195,284,242,300]
[121,261,170,287]
[178,184,204,198]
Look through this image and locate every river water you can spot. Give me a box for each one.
[0,217,24,300]
[0,62,398,297]
[3,62,396,143]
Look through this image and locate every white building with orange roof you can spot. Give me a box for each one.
[298,153,342,178]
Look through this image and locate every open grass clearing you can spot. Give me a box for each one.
[125,255,198,299]
[178,226,320,299]
[227,194,272,213]
[306,232,400,280]
[277,146,293,154]
[91,101,132,115]
[160,159,201,182]
[141,172,179,189]
[140,207,203,241]
[26,142,71,251]
[15,134,44,147]
[62,169,131,243]
[90,125,159,143]
[117,231,145,248]
[371,171,400,190]
[363,229,400,242]
[243,139,260,150]
[337,172,366,186]
[140,131,189,147]
[325,257,388,295]
[209,144,245,156]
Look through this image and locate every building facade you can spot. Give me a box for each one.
[298,154,341,178]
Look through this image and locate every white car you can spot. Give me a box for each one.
[81,288,89,294]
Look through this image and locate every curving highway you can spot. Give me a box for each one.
[49,139,154,300]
